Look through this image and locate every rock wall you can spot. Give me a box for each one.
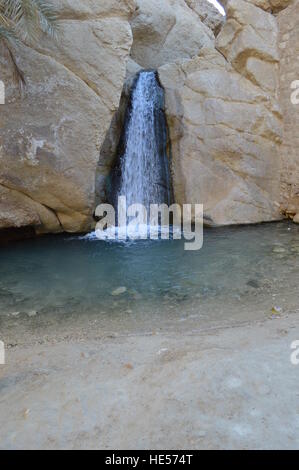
[97,0,222,202]
[129,0,216,69]
[278,0,299,220]
[0,0,297,233]
[102,0,292,227]
[159,0,283,225]
[0,0,134,233]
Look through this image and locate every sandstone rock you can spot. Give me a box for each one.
[130,0,215,69]
[272,246,286,253]
[294,214,299,224]
[0,1,133,234]
[278,0,299,218]
[52,0,136,18]
[0,0,292,234]
[27,310,38,317]
[216,0,279,92]
[159,47,282,226]
[185,0,225,35]
[0,184,61,233]
[111,287,127,296]
[220,0,293,13]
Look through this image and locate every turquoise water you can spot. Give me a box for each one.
[1,221,299,342]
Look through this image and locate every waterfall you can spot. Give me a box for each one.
[117,71,172,212]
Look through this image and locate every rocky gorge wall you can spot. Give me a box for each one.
[0,0,135,233]
[0,0,298,234]
[159,0,283,225]
[278,0,299,221]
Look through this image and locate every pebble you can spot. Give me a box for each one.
[27,310,37,317]
[111,287,127,296]
[272,247,286,254]
[157,348,168,355]
[247,280,260,289]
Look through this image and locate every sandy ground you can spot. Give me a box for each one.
[0,313,299,450]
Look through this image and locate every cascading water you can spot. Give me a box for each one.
[116,71,172,212]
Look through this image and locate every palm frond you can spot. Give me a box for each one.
[35,0,58,38]
[0,0,59,87]
[0,26,25,87]
[4,0,58,44]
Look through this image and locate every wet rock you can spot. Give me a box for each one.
[27,310,38,317]
[11,312,20,317]
[272,246,286,254]
[247,280,260,289]
[111,287,127,296]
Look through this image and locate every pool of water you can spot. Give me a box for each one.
[1,221,299,343]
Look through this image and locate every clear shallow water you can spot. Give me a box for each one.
[0,222,299,343]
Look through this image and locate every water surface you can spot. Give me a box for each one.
[0,222,298,343]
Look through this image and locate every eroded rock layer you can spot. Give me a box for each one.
[0,0,134,233]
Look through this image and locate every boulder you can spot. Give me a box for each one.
[216,0,279,91]
[159,47,282,225]
[0,0,134,233]
[220,0,293,13]
[130,0,215,69]
[184,0,225,35]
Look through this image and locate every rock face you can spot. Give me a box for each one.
[0,0,134,233]
[185,0,225,34]
[278,0,299,220]
[130,0,215,69]
[221,0,292,13]
[0,0,296,233]
[159,0,283,225]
